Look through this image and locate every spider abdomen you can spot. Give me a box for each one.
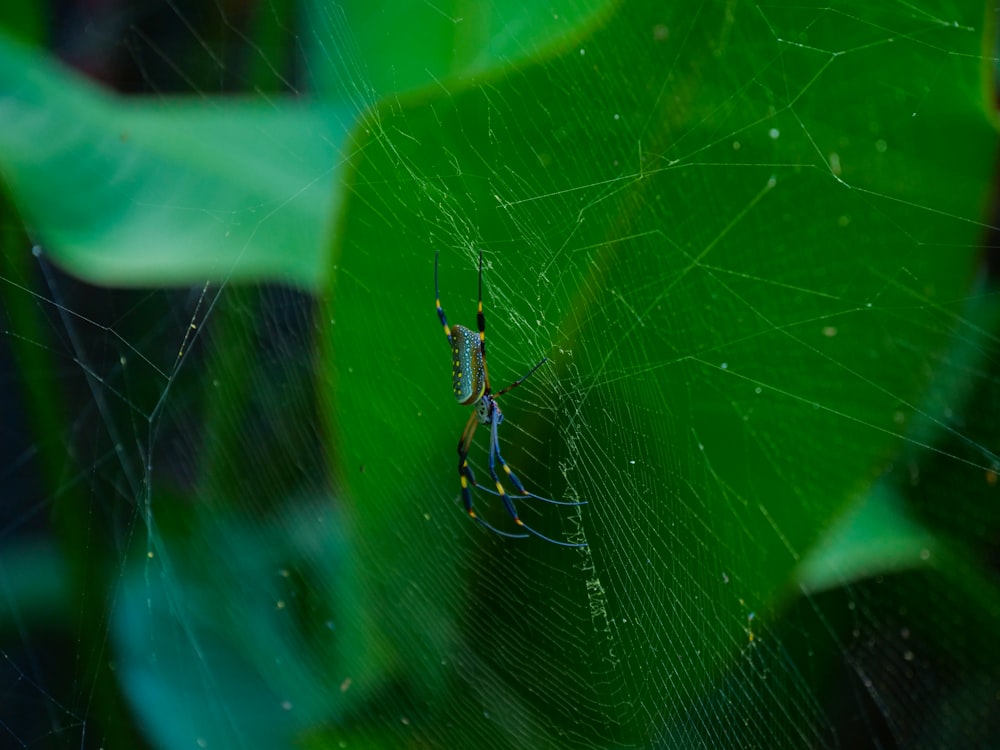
[450,324,486,405]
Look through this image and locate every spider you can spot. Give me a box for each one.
[434,250,586,547]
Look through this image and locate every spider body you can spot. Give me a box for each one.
[448,323,486,406]
[434,251,586,547]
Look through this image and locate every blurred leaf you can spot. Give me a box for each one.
[0,1,44,46]
[795,482,937,592]
[301,0,617,98]
[114,503,355,748]
[0,31,350,288]
[0,539,68,626]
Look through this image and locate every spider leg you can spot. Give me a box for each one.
[472,515,530,540]
[434,251,452,343]
[487,406,587,548]
[477,485,586,507]
[512,518,587,547]
[457,409,528,539]
[484,416,585,506]
[495,356,547,397]
[492,358,585,507]
[457,410,479,498]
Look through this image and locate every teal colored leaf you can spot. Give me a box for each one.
[114,504,357,747]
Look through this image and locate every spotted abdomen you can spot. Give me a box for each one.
[451,324,486,405]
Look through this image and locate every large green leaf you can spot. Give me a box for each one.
[321,0,998,744]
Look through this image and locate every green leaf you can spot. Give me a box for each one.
[0,539,68,625]
[795,482,937,592]
[0,31,350,288]
[0,0,44,46]
[301,0,617,98]
[114,504,359,747]
[321,0,998,741]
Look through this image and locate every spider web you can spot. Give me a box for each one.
[1,0,999,748]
